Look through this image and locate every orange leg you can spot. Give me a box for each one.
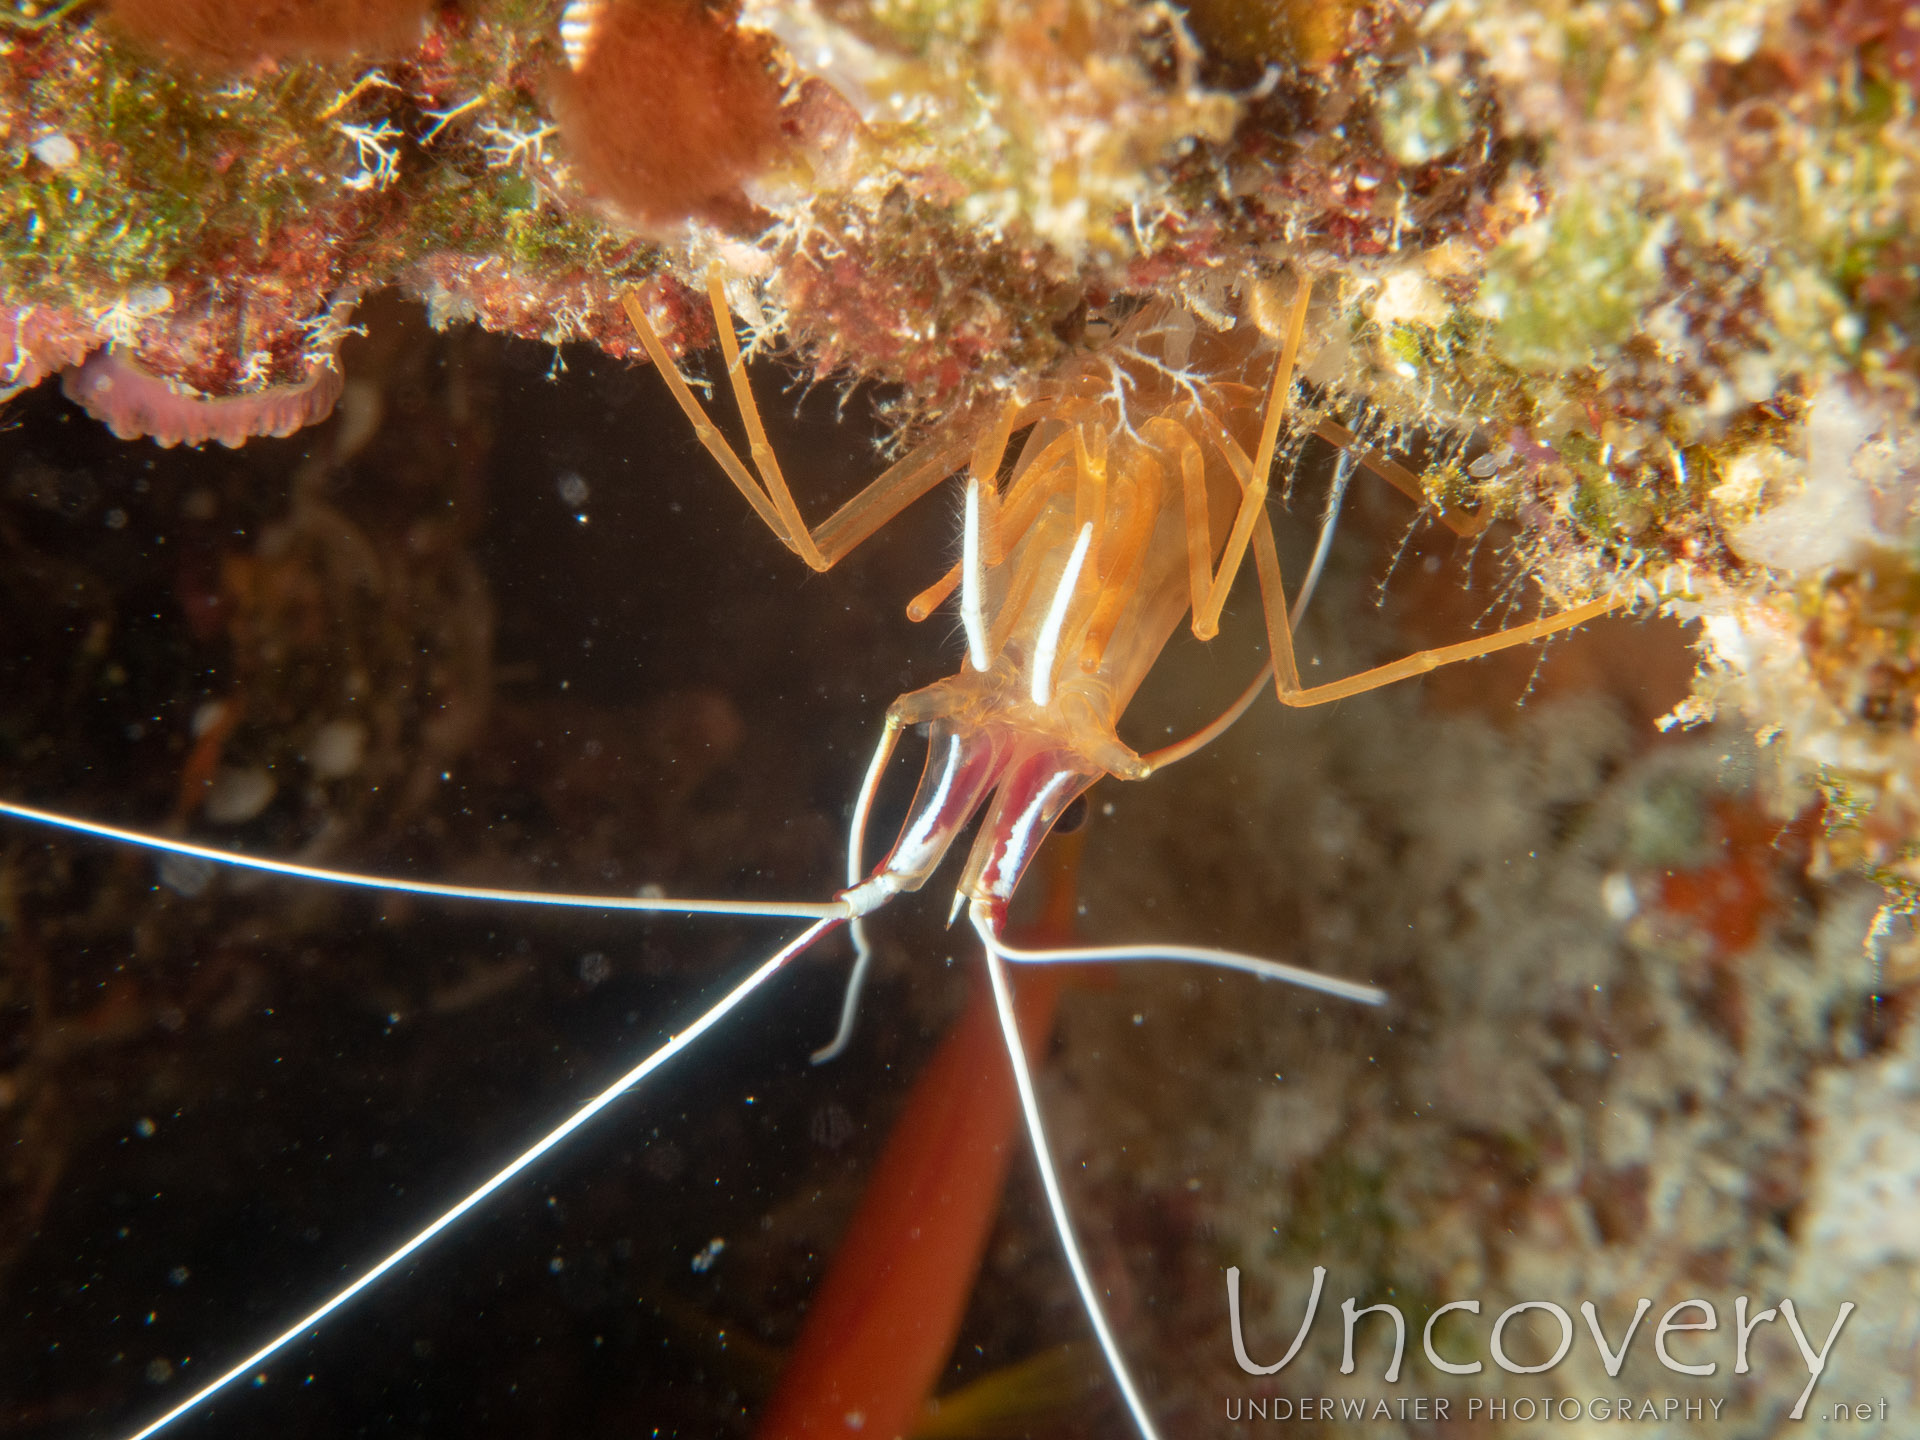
[1248,395,1626,706]
[1163,293,1624,713]
[1155,413,1222,638]
[1145,456,1624,769]
[1246,502,1628,712]
[1311,417,1490,538]
[621,285,794,551]
[1190,271,1312,641]
[703,265,830,571]
[623,277,984,572]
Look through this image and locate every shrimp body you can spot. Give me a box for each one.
[764,277,1627,1433]
[849,299,1279,924]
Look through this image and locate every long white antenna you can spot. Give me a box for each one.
[972,904,1162,1440]
[812,716,904,1064]
[0,801,845,920]
[972,899,1388,1440]
[119,916,840,1440]
[1289,449,1354,629]
[991,931,1385,1007]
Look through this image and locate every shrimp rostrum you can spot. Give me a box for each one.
[1,265,1623,1440]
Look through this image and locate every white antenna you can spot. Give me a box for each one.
[119,916,839,1440]
[991,929,1386,1008]
[975,914,1164,1440]
[812,714,906,1064]
[0,801,846,920]
[973,901,1386,1440]
[1289,448,1355,629]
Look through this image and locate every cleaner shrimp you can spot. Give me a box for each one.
[0,271,1625,1439]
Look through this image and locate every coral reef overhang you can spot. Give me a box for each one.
[2,0,1919,892]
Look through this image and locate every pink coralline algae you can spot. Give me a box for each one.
[0,5,685,450]
[60,347,346,447]
[0,305,100,400]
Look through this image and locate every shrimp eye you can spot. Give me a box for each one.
[1054,793,1092,835]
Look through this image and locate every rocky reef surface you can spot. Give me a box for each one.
[5,0,1917,893]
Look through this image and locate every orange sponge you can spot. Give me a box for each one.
[107,0,434,66]
[550,0,786,233]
